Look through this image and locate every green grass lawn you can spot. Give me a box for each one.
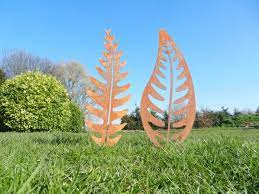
[0,128,258,193]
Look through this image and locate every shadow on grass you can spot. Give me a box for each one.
[0,123,12,132]
[32,133,84,145]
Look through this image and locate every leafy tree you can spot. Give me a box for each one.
[233,114,259,128]
[121,107,165,130]
[161,111,174,130]
[193,111,202,128]
[121,107,144,130]
[149,110,162,130]
[213,107,233,127]
[194,107,235,128]
[233,108,242,116]
[162,111,169,130]
[256,106,259,115]
[195,108,216,128]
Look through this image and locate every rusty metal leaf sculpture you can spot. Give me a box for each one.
[140,29,196,146]
[85,30,131,146]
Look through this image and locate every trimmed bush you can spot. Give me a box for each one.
[0,72,71,132]
[0,69,8,131]
[68,102,85,133]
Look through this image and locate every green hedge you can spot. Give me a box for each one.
[68,102,85,133]
[0,72,74,132]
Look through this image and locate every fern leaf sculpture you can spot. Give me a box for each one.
[140,29,196,146]
[85,30,131,146]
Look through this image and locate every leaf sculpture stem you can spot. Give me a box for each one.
[140,29,196,146]
[167,52,173,142]
[106,38,115,142]
[86,30,130,146]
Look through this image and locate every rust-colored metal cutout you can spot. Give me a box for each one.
[85,30,131,146]
[140,29,196,146]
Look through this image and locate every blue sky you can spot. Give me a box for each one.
[0,0,258,112]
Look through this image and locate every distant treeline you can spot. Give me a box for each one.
[121,106,259,130]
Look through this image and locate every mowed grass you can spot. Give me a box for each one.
[0,128,258,193]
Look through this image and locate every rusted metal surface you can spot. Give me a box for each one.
[85,30,131,146]
[140,29,196,146]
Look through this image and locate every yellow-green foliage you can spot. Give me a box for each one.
[0,72,72,132]
[68,102,85,133]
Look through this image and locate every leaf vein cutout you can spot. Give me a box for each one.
[140,29,196,146]
[85,30,131,146]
